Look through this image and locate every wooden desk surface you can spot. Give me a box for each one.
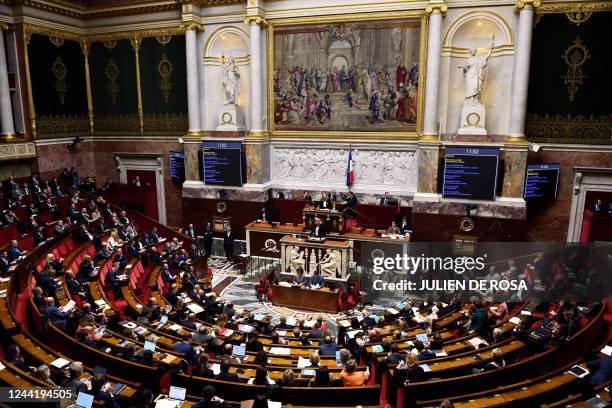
[246,222,409,243]
[272,285,339,314]
[280,235,352,248]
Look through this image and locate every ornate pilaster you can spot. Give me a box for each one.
[130,36,144,135]
[507,0,540,144]
[22,28,35,138]
[80,40,94,136]
[501,144,529,198]
[184,22,204,136]
[0,25,15,139]
[421,1,447,141]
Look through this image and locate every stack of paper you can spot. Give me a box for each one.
[600,345,612,356]
[297,357,310,368]
[268,347,291,356]
[50,357,70,369]
[338,320,351,328]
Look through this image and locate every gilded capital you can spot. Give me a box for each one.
[244,16,267,26]
[426,1,448,15]
[0,23,9,31]
[182,22,204,31]
[514,0,541,12]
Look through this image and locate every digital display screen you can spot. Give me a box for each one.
[524,163,560,200]
[169,151,185,181]
[442,147,499,200]
[202,141,243,186]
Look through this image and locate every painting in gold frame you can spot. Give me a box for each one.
[267,12,427,139]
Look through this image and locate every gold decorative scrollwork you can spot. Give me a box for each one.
[52,55,68,105]
[561,36,590,102]
[566,11,592,25]
[104,58,120,104]
[49,36,64,47]
[102,40,117,49]
[156,53,174,103]
[526,113,612,145]
[155,35,172,45]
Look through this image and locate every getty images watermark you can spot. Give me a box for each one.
[359,242,611,303]
[371,254,528,292]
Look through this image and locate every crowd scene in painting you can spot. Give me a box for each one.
[274,63,419,125]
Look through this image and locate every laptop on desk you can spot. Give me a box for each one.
[168,386,186,407]
[74,392,94,408]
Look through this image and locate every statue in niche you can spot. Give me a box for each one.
[222,57,240,106]
[459,37,493,106]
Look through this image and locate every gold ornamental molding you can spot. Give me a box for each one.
[21,0,181,20]
[0,142,37,162]
[181,22,204,32]
[425,1,448,15]
[181,0,244,6]
[536,1,612,14]
[22,24,187,44]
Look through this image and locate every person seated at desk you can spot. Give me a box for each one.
[379,191,394,206]
[258,207,269,222]
[308,269,325,288]
[293,267,307,285]
[302,191,312,201]
[330,190,339,203]
[387,221,401,235]
[311,217,327,238]
[90,373,120,408]
[318,193,332,210]
[399,216,412,235]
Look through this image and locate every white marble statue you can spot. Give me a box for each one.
[222,57,240,106]
[459,38,493,106]
[289,246,306,274]
[318,249,340,278]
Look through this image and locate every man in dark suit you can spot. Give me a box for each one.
[7,240,23,263]
[399,216,412,235]
[166,284,179,306]
[214,358,242,382]
[0,250,10,276]
[203,222,214,256]
[60,361,88,391]
[113,248,127,272]
[311,217,327,238]
[379,192,393,206]
[39,297,69,330]
[77,208,91,226]
[148,228,159,243]
[223,226,234,262]
[308,322,325,339]
[245,332,264,352]
[259,207,269,222]
[346,191,358,208]
[318,335,339,355]
[37,266,60,295]
[76,256,96,283]
[592,199,604,213]
[160,263,176,284]
[105,262,122,299]
[185,223,197,239]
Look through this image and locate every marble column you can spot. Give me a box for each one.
[246,16,266,134]
[185,24,201,134]
[507,0,540,143]
[0,26,15,138]
[196,29,207,130]
[421,1,447,140]
[501,146,528,198]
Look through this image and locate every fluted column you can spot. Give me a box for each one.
[196,29,206,130]
[507,0,540,143]
[185,23,202,135]
[245,16,266,135]
[421,1,447,140]
[0,26,15,138]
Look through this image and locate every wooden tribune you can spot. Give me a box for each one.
[271,285,340,313]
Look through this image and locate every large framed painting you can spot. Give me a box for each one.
[267,12,426,139]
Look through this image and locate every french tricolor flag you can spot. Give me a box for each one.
[346,148,354,186]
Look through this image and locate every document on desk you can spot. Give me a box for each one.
[297,356,309,368]
[268,347,291,356]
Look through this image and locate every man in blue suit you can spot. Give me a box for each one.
[105,261,123,299]
[309,269,325,288]
[39,297,69,330]
[318,335,339,356]
[7,240,23,263]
